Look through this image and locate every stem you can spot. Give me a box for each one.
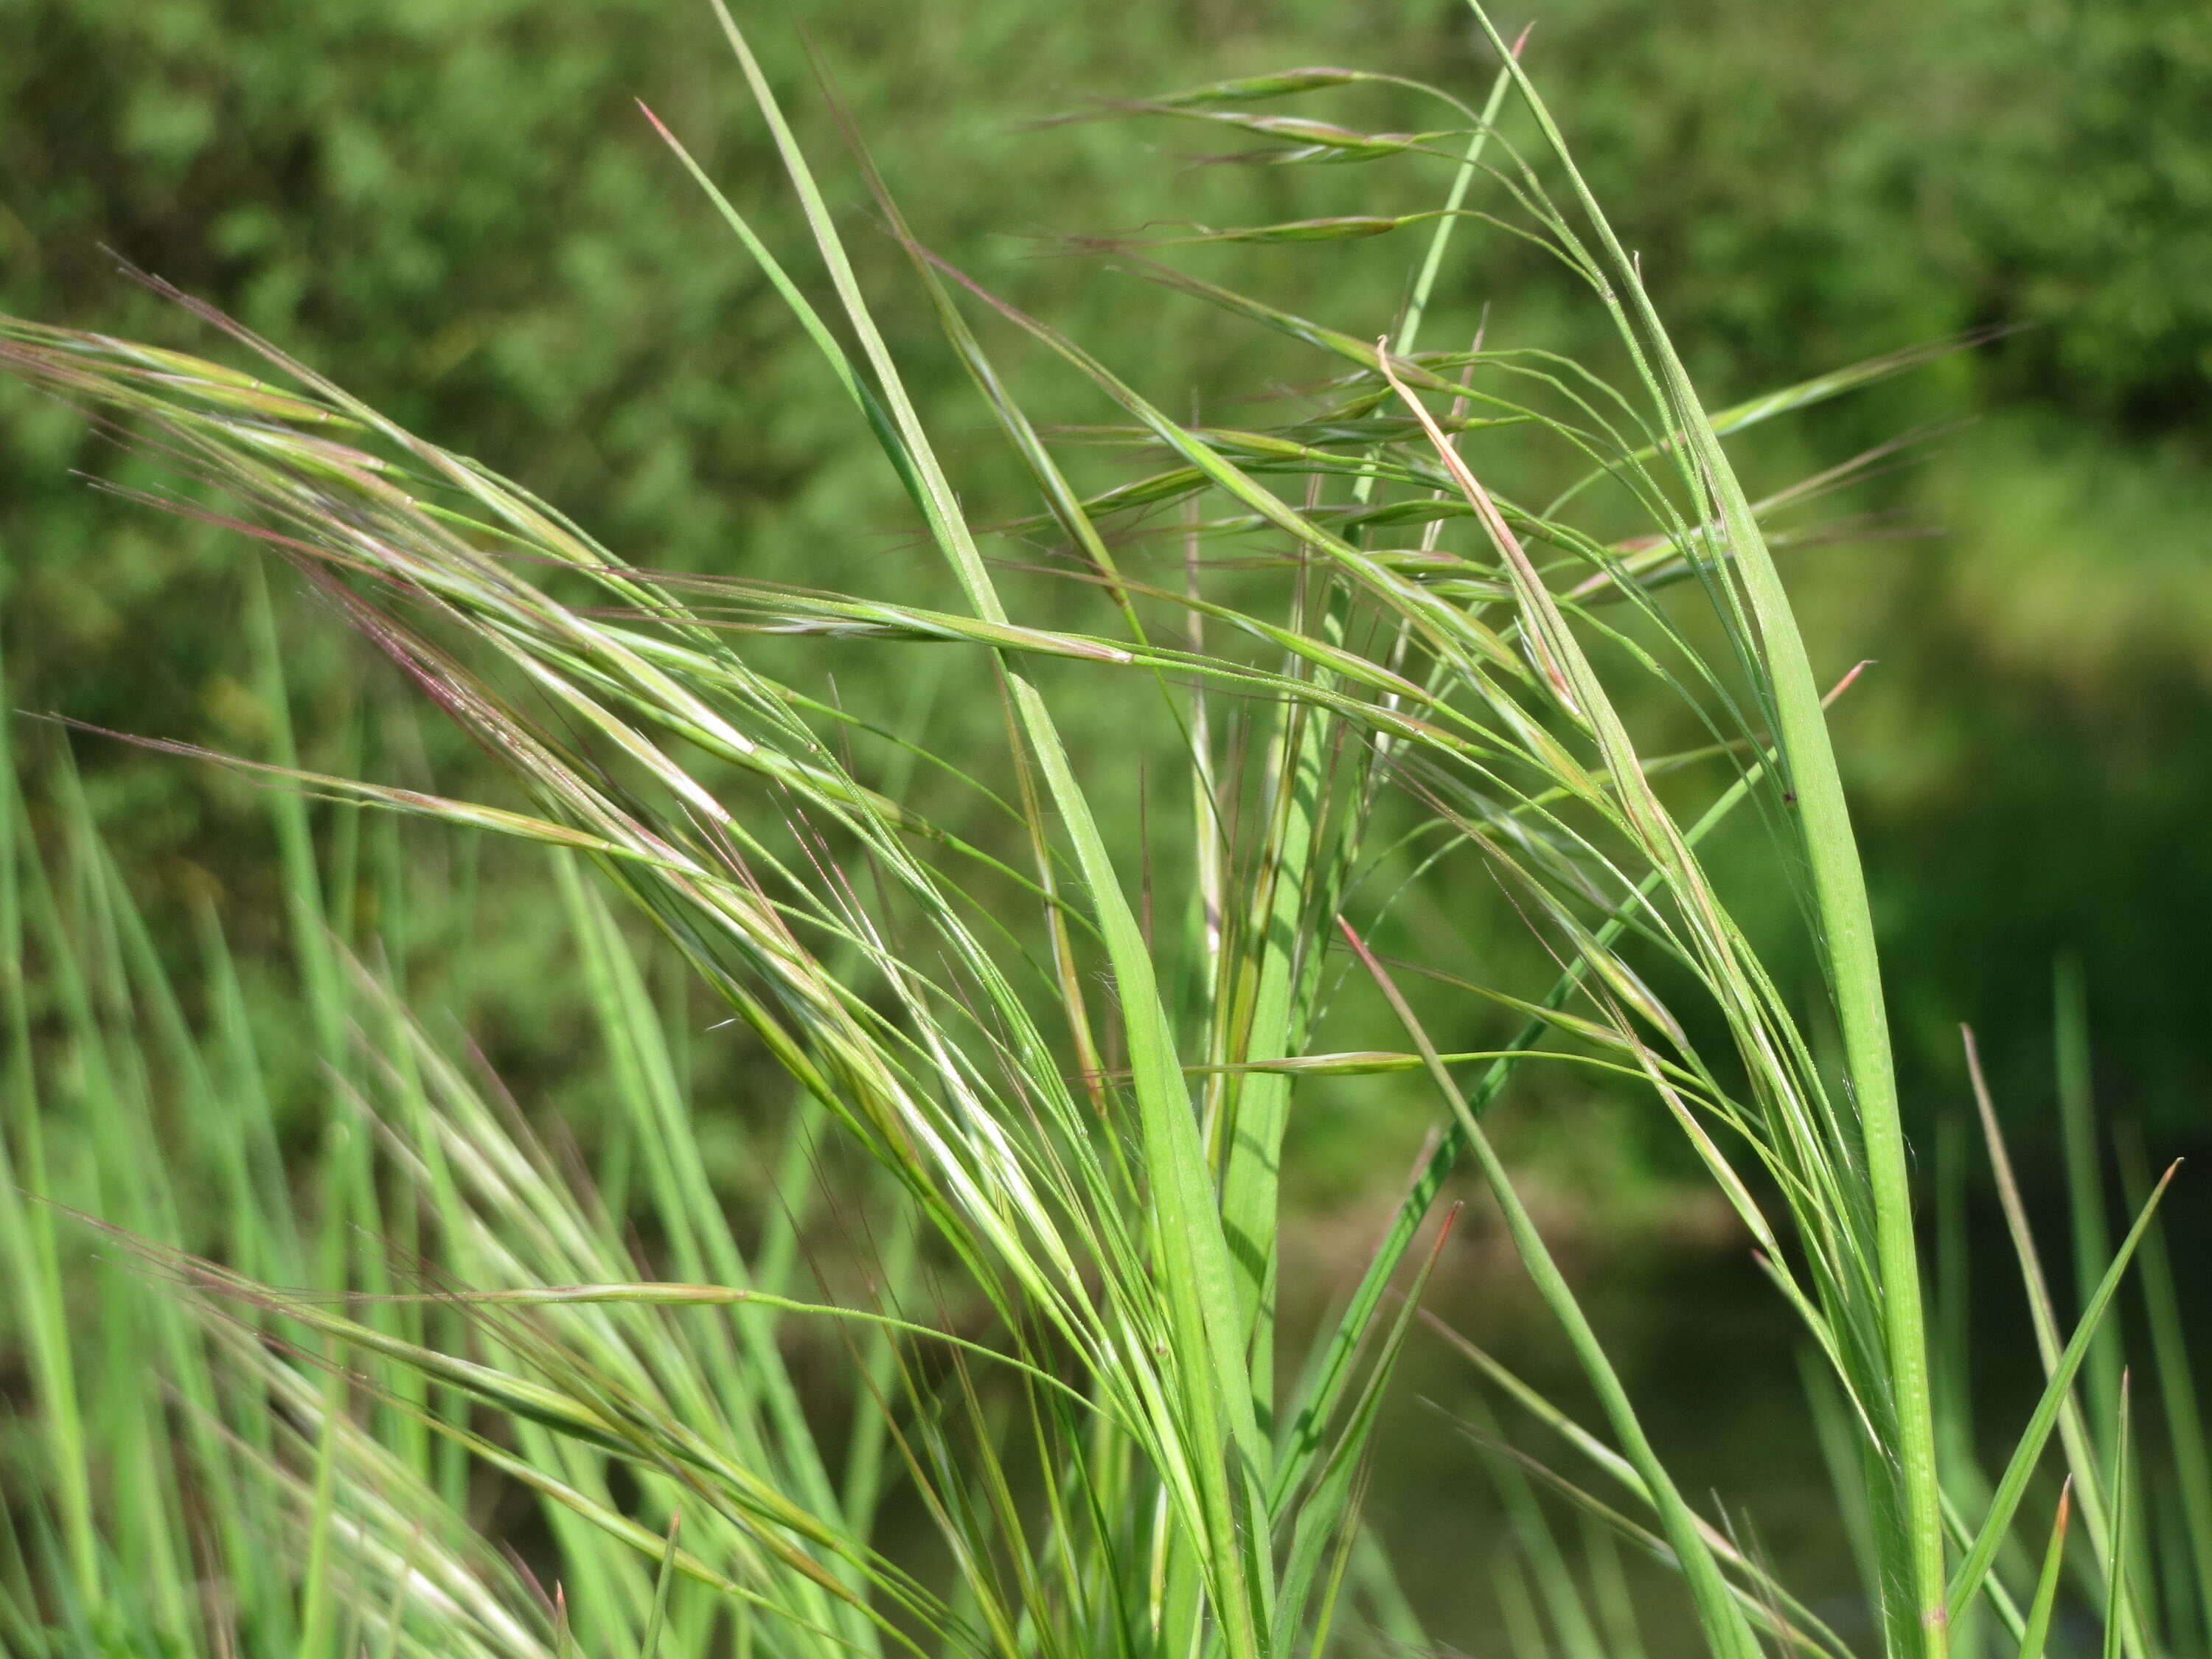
[1456,7,1946,1652]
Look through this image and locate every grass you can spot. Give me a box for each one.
[0,4,2203,1658]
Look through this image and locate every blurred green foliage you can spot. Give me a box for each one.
[3,0,2208,1158]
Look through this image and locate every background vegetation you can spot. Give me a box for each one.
[5,0,2210,1144]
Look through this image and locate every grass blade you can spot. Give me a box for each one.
[2014,1484,2073,1659]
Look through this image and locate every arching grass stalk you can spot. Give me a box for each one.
[1456,5,1946,1655]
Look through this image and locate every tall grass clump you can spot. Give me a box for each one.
[0,5,2200,1659]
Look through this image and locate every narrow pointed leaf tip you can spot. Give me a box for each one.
[1147,68,1368,106]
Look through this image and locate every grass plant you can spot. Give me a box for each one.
[0,7,2200,1659]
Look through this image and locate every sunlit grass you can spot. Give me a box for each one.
[0,6,2201,1659]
